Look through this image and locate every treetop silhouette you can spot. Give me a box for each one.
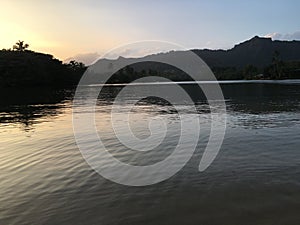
[13,40,29,52]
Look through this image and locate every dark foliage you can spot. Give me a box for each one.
[0,49,86,87]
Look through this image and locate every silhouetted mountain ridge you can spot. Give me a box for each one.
[193,36,300,68]
[98,36,300,69]
[91,36,300,82]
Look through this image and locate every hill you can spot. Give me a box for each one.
[193,36,300,68]
[0,50,86,87]
[90,36,300,83]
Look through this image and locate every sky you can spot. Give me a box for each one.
[1,0,300,64]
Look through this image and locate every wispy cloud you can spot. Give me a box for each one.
[63,44,180,65]
[102,42,183,60]
[64,52,101,65]
[264,31,300,40]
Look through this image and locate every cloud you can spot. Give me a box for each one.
[64,52,101,65]
[103,43,182,60]
[264,31,300,41]
[104,48,164,59]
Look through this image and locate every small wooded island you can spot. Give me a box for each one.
[1,37,300,87]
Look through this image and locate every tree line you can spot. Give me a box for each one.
[215,51,300,80]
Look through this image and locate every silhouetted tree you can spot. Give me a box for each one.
[272,50,284,79]
[13,40,29,51]
[67,60,85,71]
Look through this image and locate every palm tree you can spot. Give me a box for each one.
[13,40,29,51]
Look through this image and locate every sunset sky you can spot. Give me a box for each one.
[1,0,300,64]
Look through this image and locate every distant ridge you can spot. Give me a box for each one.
[90,36,300,82]
[193,36,300,68]
[95,36,300,69]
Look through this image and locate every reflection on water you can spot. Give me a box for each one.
[0,87,74,130]
[1,82,299,131]
[0,81,300,225]
[223,83,300,114]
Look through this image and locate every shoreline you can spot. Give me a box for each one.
[84,78,300,87]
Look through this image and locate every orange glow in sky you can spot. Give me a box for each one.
[1,0,299,64]
[0,1,126,61]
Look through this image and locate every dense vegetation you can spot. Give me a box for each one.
[105,53,300,84]
[0,41,86,87]
[211,55,300,80]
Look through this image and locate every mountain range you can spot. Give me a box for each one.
[193,36,300,68]
[88,36,300,82]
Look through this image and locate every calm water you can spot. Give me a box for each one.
[0,81,300,225]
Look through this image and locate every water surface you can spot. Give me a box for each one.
[0,81,300,225]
